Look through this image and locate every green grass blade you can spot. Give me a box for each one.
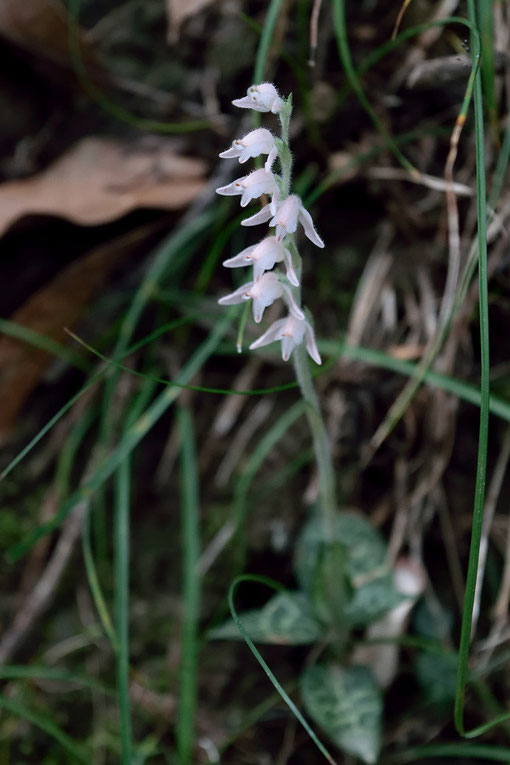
[396,742,510,762]
[0,665,112,695]
[0,694,90,764]
[176,407,201,765]
[0,318,89,371]
[8,310,234,560]
[454,0,501,738]
[232,400,306,566]
[67,0,209,133]
[253,0,285,84]
[82,505,117,648]
[114,454,133,764]
[477,0,498,142]
[332,0,417,175]
[228,575,337,765]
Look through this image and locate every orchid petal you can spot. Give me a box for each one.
[218,147,241,160]
[282,248,299,287]
[264,146,278,173]
[298,206,324,248]
[241,205,273,227]
[232,96,268,112]
[249,319,286,350]
[222,245,255,269]
[305,323,322,365]
[281,285,305,320]
[218,281,253,305]
[216,179,244,197]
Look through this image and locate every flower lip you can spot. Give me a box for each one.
[232,82,283,114]
[219,128,278,172]
[269,195,324,248]
[216,169,277,207]
[250,315,321,364]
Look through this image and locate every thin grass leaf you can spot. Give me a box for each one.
[232,400,306,568]
[253,0,285,86]
[82,505,117,648]
[395,743,510,762]
[67,0,209,133]
[228,575,338,765]
[454,0,498,737]
[114,453,133,764]
[0,318,89,371]
[0,665,112,695]
[331,0,418,175]
[176,407,201,765]
[478,0,498,143]
[8,310,234,561]
[0,694,90,764]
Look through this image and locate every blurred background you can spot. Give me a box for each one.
[1,0,510,762]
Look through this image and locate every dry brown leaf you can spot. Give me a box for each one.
[0,0,98,70]
[0,222,167,442]
[0,137,207,236]
[166,0,217,39]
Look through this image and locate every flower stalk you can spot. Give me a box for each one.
[216,82,337,533]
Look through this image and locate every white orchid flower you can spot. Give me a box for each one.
[216,169,276,208]
[219,128,278,173]
[223,236,299,287]
[232,83,283,114]
[269,194,324,248]
[241,204,274,228]
[250,314,322,365]
[218,272,304,324]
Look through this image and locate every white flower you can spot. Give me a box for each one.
[218,272,304,324]
[232,83,282,114]
[219,128,278,173]
[216,169,276,208]
[241,204,273,227]
[269,194,324,248]
[250,315,322,364]
[223,236,299,287]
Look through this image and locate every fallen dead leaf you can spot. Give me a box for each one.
[0,136,207,235]
[166,0,218,39]
[0,0,99,71]
[0,222,168,443]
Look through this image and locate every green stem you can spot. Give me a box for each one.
[277,99,337,532]
[293,345,337,535]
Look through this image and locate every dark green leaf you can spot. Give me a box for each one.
[209,592,321,645]
[302,663,382,764]
[345,575,403,626]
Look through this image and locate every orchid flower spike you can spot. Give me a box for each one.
[223,236,299,287]
[219,128,278,173]
[250,314,322,365]
[218,272,304,324]
[216,168,276,208]
[232,83,282,114]
[270,195,324,248]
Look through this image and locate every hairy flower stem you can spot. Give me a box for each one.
[278,100,337,534]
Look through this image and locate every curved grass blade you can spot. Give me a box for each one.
[115,452,132,764]
[0,319,89,371]
[67,0,210,133]
[395,742,510,762]
[8,310,233,561]
[453,0,503,738]
[253,0,285,84]
[232,400,306,568]
[176,407,201,765]
[478,0,498,143]
[332,0,417,175]
[0,694,90,763]
[0,665,112,695]
[228,575,337,765]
